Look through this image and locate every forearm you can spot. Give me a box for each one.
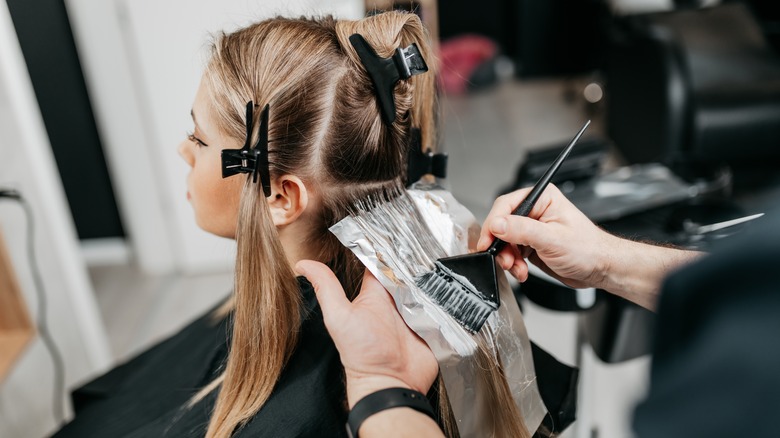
[600,235,703,311]
[359,408,444,438]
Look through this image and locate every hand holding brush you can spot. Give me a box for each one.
[416,120,591,333]
[479,147,703,311]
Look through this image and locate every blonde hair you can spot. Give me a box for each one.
[196,12,531,438]
[195,12,443,438]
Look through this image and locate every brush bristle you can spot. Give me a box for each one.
[416,264,499,333]
[342,186,499,333]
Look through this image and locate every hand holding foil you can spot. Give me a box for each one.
[331,186,547,437]
[295,260,439,408]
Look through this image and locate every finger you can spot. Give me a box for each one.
[362,270,417,341]
[478,185,562,250]
[510,244,524,262]
[489,214,555,250]
[509,258,529,282]
[496,243,523,270]
[495,246,515,270]
[478,188,532,250]
[525,184,561,220]
[358,268,396,307]
[295,260,351,323]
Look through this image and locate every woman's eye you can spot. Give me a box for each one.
[187,132,208,148]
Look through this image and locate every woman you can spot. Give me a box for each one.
[55,11,437,437]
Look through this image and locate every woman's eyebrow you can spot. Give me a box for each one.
[189,109,212,147]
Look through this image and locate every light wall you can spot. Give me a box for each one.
[0,2,111,436]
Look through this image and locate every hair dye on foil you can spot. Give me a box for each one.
[330,183,547,437]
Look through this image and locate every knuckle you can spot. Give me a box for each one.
[496,193,511,204]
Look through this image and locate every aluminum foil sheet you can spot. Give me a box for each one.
[330,184,546,437]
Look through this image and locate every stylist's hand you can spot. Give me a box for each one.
[296,261,439,408]
[478,184,616,290]
[479,184,702,310]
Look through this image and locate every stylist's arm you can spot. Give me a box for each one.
[479,185,702,310]
[296,261,444,438]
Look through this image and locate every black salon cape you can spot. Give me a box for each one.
[633,211,780,437]
[54,278,348,437]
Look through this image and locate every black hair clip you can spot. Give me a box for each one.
[349,33,428,125]
[406,128,447,186]
[221,101,272,197]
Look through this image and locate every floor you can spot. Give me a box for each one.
[88,77,649,438]
[443,78,607,222]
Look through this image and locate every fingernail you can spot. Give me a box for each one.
[477,236,486,249]
[491,218,507,235]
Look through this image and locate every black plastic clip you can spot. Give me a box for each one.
[349,33,428,125]
[221,102,272,197]
[406,128,447,186]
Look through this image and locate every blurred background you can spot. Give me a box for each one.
[1,0,778,436]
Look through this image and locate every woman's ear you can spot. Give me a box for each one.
[267,175,309,226]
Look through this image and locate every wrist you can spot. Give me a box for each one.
[346,373,412,409]
[347,387,436,438]
[598,235,702,310]
[599,234,650,296]
[593,230,627,292]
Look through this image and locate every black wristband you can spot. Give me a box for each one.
[346,387,436,438]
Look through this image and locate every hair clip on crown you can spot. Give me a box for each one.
[349,33,428,125]
[221,101,272,197]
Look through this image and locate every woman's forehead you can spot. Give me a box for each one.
[191,79,220,135]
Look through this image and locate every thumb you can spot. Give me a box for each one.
[488,214,554,250]
[295,260,350,325]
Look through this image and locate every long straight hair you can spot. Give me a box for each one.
[194,13,441,438]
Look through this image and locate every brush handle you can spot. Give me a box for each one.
[486,120,590,255]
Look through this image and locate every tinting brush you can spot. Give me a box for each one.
[416,120,591,333]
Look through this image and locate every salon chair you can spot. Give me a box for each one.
[575,1,780,364]
[605,2,780,184]
[503,6,779,432]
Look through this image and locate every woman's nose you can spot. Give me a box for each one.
[178,140,194,166]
